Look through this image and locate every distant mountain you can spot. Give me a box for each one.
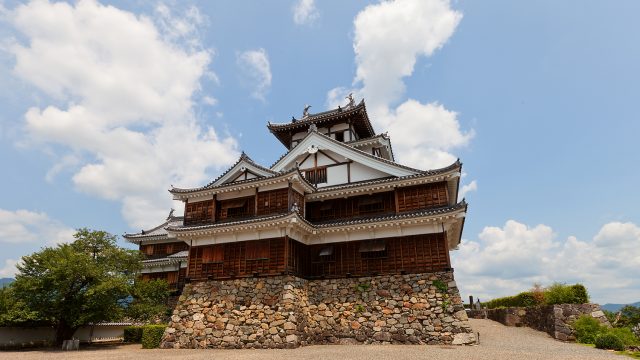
[601,301,640,312]
[0,278,13,287]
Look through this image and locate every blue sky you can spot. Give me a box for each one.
[0,0,638,304]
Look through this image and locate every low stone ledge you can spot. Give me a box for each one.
[481,304,610,341]
[161,272,477,349]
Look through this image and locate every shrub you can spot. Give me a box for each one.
[545,283,576,305]
[141,324,167,349]
[484,291,539,309]
[123,326,144,343]
[573,315,607,344]
[608,327,639,346]
[570,284,589,304]
[595,333,624,351]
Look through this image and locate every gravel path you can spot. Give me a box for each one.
[0,319,623,360]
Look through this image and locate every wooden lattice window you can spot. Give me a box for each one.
[358,195,385,214]
[305,167,327,184]
[316,245,335,262]
[218,197,253,220]
[359,239,387,259]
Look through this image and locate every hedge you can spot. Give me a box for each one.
[595,333,625,351]
[123,326,144,343]
[484,283,589,309]
[141,324,167,349]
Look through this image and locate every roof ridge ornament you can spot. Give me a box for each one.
[167,208,175,220]
[303,104,311,118]
[346,93,355,107]
[308,123,317,133]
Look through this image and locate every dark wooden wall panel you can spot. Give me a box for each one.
[306,191,395,222]
[306,233,449,278]
[187,233,449,281]
[184,200,214,226]
[188,237,287,281]
[140,242,189,259]
[396,182,448,212]
[257,188,289,215]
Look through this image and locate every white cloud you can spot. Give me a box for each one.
[328,0,470,170]
[0,209,75,245]
[459,180,477,200]
[0,259,19,278]
[452,220,640,304]
[237,48,272,102]
[293,0,319,25]
[6,0,239,228]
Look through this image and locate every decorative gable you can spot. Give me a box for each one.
[271,131,419,187]
[211,153,276,186]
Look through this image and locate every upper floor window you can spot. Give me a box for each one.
[305,167,327,185]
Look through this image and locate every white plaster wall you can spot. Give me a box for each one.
[258,182,288,192]
[0,327,54,345]
[190,194,214,203]
[323,164,348,187]
[0,325,127,345]
[217,189,255,200]
[141,264,180,274]
[350,162,389,182]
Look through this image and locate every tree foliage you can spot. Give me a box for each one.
[6,229,145,344]
[125,279,171,321]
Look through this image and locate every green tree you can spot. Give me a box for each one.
[618,305,640,327]
[125,279,171,322]
[11,229,141,345]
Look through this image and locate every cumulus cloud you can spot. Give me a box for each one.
[0,209,75,245]
[5,0,239,228]
[328,0,470,170]
[452,220,640,304]
[458,180,477,200]
[0,259,19,278]
[292,0,319,25]
[237,48,272,102]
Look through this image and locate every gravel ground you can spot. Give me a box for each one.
[0,319,623,360]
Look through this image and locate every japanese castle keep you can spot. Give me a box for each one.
[124,97,477,348]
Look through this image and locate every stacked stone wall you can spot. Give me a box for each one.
[161,271,476,348]
[471,304,610,341]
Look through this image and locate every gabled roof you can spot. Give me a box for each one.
[267,100,376,148]
[270,130,422,177]
[123,215,183,243]
[204,152,277,188]
[170,167,316,199]
[346,133,395,161]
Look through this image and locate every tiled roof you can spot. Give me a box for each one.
[270,130,425,174]
[267,100,376,148]
[166,212,295,232]
[166,201,466,233]
[311,159,461,194]
[313,201,467,228]
[169,167,315,194]
[123,216,183,240]
[169,152,277,194]
[167,250,189,259]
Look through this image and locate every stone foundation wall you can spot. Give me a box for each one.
[161,271,476,348]
[471,304,610,341]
